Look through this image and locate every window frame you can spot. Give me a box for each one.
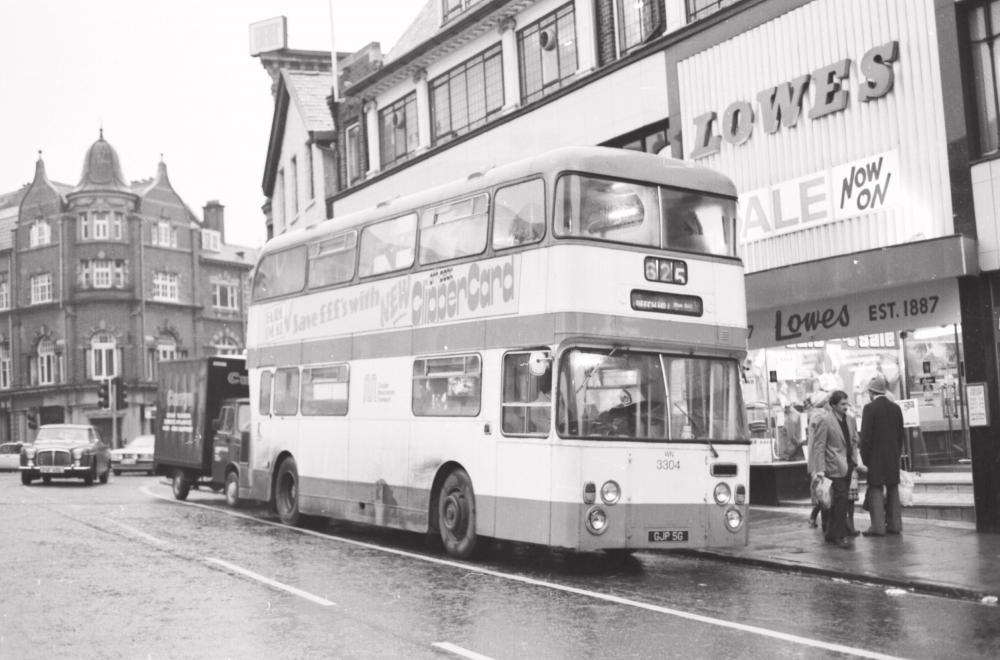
[90,333,117,380]
[301,363,350,416]
[379,92,419,168]
[429,43,504,146]
[517,3,578,104]
[30,273,53,304]
[412,354,482,417]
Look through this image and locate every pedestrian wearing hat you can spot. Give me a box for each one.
[808,390,860,548]
[860,375,906,536]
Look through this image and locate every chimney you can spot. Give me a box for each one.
[203,200,225,242]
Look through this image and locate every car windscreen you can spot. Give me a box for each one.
[34,429,90,445]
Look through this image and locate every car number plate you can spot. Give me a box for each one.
[40,466,64,474]
[648,530,688,542]
[122,458,136,465]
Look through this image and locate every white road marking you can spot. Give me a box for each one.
[104,518,171,546]
[205,557,335,607]
[141,486,903,660]
[431,642,494,660]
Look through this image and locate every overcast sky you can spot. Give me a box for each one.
[0,0,421,248]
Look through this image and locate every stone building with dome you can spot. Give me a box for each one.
[0,132,256,446]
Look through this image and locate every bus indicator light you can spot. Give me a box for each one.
[644,256,687,285]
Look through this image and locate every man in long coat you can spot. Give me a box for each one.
[859,375,906,535]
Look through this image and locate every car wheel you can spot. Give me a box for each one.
[225,470,240,508]
[274,458,301,525]
[172,472,191,501]
[42,475,52,485]
[114,470,122,476]
[83,464,96,486]
[21,473,33,486]
[436,468,477,559]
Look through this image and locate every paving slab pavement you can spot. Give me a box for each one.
[684,505,1000,604]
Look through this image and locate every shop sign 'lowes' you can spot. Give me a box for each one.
[739,150,898,243]
[689,42,899,160]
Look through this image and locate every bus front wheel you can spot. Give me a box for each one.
[224,470,241,508]
[275,458,301,525]
[437,468,477,559]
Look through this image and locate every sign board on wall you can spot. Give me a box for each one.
[897,399,920,428]
[748,278,959,349]
[966,382,990,427]
[249,16,287,55]
[739,151,898,244]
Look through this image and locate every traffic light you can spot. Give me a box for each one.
[115,378,128,409]
[26,411,38,430]
[98,380,110,409]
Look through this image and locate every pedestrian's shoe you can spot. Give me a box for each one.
[887,530,901,535]
[836,538,853,549]
[808,519,818,529]
[862,530,885,537]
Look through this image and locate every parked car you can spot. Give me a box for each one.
[110,434,155,475]
[20,424,111,486]
[0,442,22,471]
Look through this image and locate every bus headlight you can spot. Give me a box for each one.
[585,506,609,535]
[724,508,744,532]
[600,480,621,505]
[713,482,732,505]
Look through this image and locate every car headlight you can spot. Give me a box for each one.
[600,480,621,505]
[140,453,153,461]
[585,506,609,535]
[713,482,732,505]
[724,507,744,531]
[24,446,36,459]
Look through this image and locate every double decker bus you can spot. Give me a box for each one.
[246,146,749,558]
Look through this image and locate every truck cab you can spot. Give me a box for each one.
[210,398,251,507]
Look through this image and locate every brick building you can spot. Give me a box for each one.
[0,132,255,446]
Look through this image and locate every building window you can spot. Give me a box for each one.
[518,3,577,104]
[968,1,1000,157]
[152,221,177,247]
[113,212,125,239]
[0,272,8,310]
[37,339,57,385]
[596,0,665,64]
[346,123,364,184]
[153,272,179,301]
[29,219,51,247]
[213,336,241,356]
[430,44,504,145]
[212,282,239,310]
[289,155,299,218]
[90,333,117,379]
[275,169,285,232]
[30,273,52,304]
[202,229,221,252]
[686,0,741,23]
[80,260,126,289]
[0,344,9,389]
[602,120,670,155]
[158,338,177,362]
[379,93,419,168]
[306,143,315,200]
[93,211,110,239]
[442,0,482,23]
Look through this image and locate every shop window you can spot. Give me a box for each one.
[966,0,1000,157]
[379,93,419,168]
[412,354,481,417]
[429,44,504,146]
[518,3,577,104]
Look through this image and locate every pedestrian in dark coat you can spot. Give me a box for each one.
[859,375,906,535]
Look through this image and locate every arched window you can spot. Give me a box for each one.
[36,338,57,385]
[213,336,241,356]
[90,333,117,380]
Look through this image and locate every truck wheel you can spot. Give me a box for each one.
[436,468,477,559]
[21,473,33,486]
[224,470,240,508]
[172,472,191,501]
[275,458,301,525]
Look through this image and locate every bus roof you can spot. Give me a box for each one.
[260,146,738,257]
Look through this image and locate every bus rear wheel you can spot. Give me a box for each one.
[275,458,302,525]
[437,468,477,559]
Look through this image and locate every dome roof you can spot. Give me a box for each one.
[75,129,128,192]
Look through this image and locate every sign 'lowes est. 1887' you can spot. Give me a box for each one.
[688,42,900,244]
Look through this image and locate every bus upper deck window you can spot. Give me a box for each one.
[554,174,660,248]
[493,179,545,250]
[253,246,307,301]
[660,189,736,257]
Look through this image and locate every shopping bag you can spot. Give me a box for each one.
[811,475,832,510]
[898,469,915,507]
[849,470,859,502]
